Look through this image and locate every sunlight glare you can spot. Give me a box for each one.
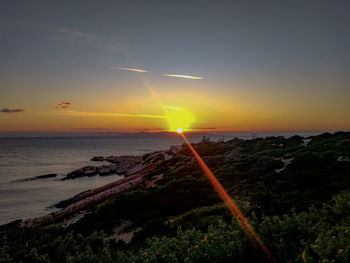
[166,107,194,132]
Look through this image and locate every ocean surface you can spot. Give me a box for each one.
[0,131,327,225]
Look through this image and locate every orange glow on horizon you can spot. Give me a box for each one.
[1,89,348,132]
[180,132,276,262]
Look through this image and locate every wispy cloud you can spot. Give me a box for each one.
[1,108,25,114]
[112,67,148,73]
[56,28,97,40]
[55,28,128,53]
[56,102,72,110]
[47,110,166,119]
[114,67,204,79]
[162,74,203,80]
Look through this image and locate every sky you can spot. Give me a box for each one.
[1,0,349,133]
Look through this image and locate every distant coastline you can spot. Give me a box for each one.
[0,129,342,138]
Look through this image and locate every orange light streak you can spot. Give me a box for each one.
[115,60,275,260]
[181,132,276,263]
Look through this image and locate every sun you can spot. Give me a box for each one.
[166,107,194,133]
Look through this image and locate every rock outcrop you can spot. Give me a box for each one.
[23,174,144,228]
[91,156,104,161]
[62,155,143,180]
[22,146,183,228]
[15,174,57,182]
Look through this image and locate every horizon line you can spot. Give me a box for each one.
[0,128,347,136]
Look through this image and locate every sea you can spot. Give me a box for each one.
[0,131,328,225]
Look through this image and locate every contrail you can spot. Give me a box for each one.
[46,110,166,119]
[112,67,148,73]
[113,66,203,79]
[162,74,203,80]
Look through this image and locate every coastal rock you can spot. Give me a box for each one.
[141,149,176,164]
[91,156,104,161]
[63,151,173,180]
[84,168,98,176]
[62,164,127,180]
[104,155,143,174]
[105,155,142,164]
[143,151,165,164]
[54,153,162,209]
[62,166,98,180]
[163,152,172,161]
[36,173,57,179]
[165,145,182,155]
[61,155,146,180]
[42,149,172,226]
[97,165,115,176]
[16,173,57,182]
[26,174,145,227]
[125,163,146,176]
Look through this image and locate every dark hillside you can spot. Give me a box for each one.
[1,132,350,262]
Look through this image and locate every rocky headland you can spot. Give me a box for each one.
[1,132,350,263]
[13,145,183,229]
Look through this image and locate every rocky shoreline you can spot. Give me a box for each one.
[60,148,175,181]
[2,132,350,262]
[1,145,183,231]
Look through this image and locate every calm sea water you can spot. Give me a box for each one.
[0,131,326,225]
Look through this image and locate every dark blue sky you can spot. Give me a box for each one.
[2,1,350,73]
[1,1,349,131]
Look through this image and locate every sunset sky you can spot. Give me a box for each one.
[1,1,349,132]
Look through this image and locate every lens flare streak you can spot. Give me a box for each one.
[180,132,276,262]
[121,60,274,261]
